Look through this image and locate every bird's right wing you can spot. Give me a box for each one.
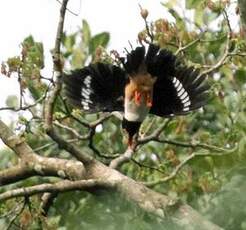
[63,63,127,112]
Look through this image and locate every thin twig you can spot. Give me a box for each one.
[145,149,236,187]
[198,9,232,78]
[56,0,80,16]
[175,32,205,55]
[90,113,112,128]
[54,121,90,140]
[0,199,24,219]
[138,4,154,42]
[141,136,237,153]
[223,9,232,35]
[137,119,171,145]
[5,198,26,230]
[229,52,246,57]
[131,158,166,175]
[0,93,47,112]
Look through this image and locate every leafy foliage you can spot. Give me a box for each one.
[62,19,110,68]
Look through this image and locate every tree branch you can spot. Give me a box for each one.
[0,164,34,186]
[0,92,47,112]
[0,119,223,229]
[199,10,232,78]
[238,0,246,38]
[0,155,86,186]
[54,121,90,140]
[175,32,205,55]
[87,162,223,230]
[44,0,69,131]
[138,134,237,153]
[109,148,134,169]
[0,119,87,186]
[46,129,93,164]
[0,179,111,202]
[40,192,58,216]
[145,150,235,187]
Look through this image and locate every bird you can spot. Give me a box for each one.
[63,43,210,148]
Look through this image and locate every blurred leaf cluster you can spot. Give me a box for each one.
[1,35,46,100]
[62,19,110,69]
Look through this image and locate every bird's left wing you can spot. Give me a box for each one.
[63,62,127,112]
[150,63,209,117]
[146,46,209,117]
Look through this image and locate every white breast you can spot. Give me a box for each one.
[124,97,150,122]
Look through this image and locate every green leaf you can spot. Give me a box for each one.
[89,32,110,55]
[82,19,91,47]
[235,68,246,84]
[22,35,35,46]
[64,33,76,52]
[6,56,22,72]
[71,49,86,69]
[186,0,202,9]
[5,95,18,108]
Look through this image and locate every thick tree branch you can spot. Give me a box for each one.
[0,119,86,186]
[0,119,32,159]
[0,164,34,186]
[42,0,93,165]
[47,129,93,164]
[87,161,223,230]
[0,179,111,202]
[0,155,86,186]
[0,119,223,229]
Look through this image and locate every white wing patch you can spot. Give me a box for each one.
[81,75,93,110]
[172,77,191,112]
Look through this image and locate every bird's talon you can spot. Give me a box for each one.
[146,94,152,107]
[147,100,152,107]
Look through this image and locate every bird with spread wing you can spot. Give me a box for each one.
[63,43,210,148]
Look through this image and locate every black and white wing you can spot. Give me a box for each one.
[145,44,209,117]
[63,62,127,112]
[150,64,209,117]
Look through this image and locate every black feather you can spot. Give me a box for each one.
[63,63,127,112]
